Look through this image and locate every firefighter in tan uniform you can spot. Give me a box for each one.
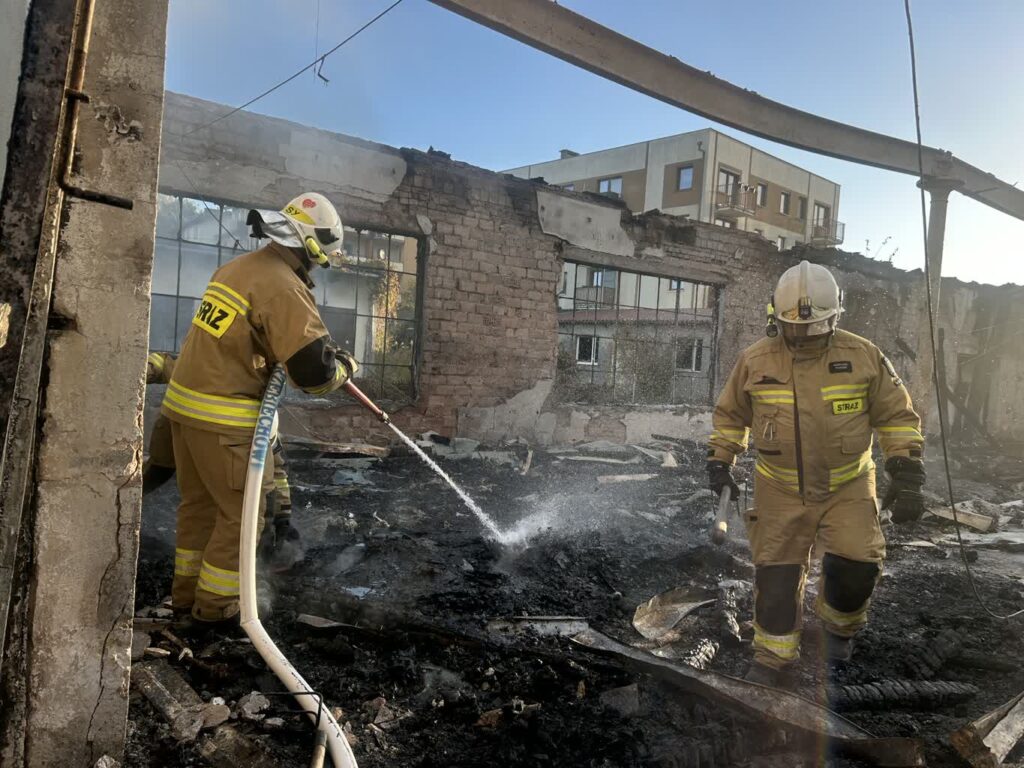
[161,192,357,627]
[146,352,299,569]
[707,261,926,686]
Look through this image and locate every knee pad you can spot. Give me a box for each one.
[822,553,879,612]
[754,564,804,634]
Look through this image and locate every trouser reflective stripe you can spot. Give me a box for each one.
[197,560,240,597]
[753,623,801,664]
[174,548,202,577]
[817,593,869,633]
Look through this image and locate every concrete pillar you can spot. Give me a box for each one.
[0,0,168,764]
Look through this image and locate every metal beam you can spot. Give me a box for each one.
[430,0,1024,222]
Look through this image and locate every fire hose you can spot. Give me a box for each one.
[240,365,386,768]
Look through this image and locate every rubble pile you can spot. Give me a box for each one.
[129,437,1024,767]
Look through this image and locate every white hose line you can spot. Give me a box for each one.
[239,365,358,768]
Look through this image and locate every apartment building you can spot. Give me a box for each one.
[505,128,843,250]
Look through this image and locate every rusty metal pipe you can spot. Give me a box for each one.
[58,0,133,209]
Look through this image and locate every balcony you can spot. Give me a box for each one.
[810,219,846,246]
[713,184,756,218]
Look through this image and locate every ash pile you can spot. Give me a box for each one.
[129,435,1024,768]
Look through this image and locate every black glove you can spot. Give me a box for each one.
[881,456,926,523]
[707,460,740,500]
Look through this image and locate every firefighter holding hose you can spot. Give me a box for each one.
[707,260,925,686]
[161,192,358,631]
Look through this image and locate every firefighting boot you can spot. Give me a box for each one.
[744,661,795,689]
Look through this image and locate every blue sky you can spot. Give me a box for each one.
[165,0,1024,285]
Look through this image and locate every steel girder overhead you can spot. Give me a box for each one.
[429,0,1024,223]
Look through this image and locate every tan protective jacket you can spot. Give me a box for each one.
[708,329,923,502]
[161,242,348,436]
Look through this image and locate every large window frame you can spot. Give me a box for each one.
[556,260,718,405]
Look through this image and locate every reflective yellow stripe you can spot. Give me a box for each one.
[208,281,251,310]
[148,352,165,371]
[821,384,869,394]
[877,426,923,440]
[755,457,799,488]
[828,454,873,491]
[174,547,202,577]
[752,389,792,396]
[711,427,749,445]
[197,561,240,596]
[752,393,795,404]
[203,286,247,317]
[305,364,344,395]
[753,624,801,660]
[274,477,290,490]
[163,379,260,429]
[817,597,868,629]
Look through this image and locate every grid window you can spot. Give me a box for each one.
[556,260,717,405]
[598,177,623,196]
[149,193,422,403]
[677,166,694,191]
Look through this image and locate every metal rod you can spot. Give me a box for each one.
[343,379,390,423]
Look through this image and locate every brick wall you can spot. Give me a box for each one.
[162,93,1020,448]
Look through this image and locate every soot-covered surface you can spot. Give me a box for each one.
[128,439,1024,767]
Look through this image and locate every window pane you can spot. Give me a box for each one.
[393,273,418,319]
[355,315,386,364]
[617,272,639,310]
[385,319,417,367]
[152,239,179,295]
[638,274,660,311]
[148,294,177,352]
[320,306,357,352]
[220,205,257,251]
[382,365,413,401]
[359,231,389,270]
[156,194,180,239]
[353,363,383,399]
[175,297,200,352]
[178,242,219,297]
[180,198,221,244]
[678,167,693,190]
[322,268,357,309]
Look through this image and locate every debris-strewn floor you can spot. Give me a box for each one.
[129,437,1024,767]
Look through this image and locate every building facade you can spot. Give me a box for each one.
[505,129,843,251]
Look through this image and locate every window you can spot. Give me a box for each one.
[756,183,767,206]
[676,338,704,371]
[799,197,808,220]
[717,168,740,196]
[151,192,423,402]
[779,192,791,215]
[754,228,765,237]
[777,236,786,250]
[563,183,575,192]
[576,335,598,365]
[557,260,717,405]
[713,217,734,228]
[598,177,623,196]
[813,202,830,226]
[677,166,694,191]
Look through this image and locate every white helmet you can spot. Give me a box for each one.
[767,260,842,338]
[248,192,343,268]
